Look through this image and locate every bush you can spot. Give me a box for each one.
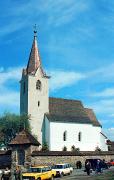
[41,142,49,151]
[95,146,101,152]
[71,145,80,152]
[71,145,76,151]
[62,146,67,151]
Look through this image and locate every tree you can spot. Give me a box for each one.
[41,142,49,151]
[0,113,31,147]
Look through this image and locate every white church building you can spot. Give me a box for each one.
[20,31,108,151]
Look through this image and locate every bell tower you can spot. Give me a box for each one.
[20,29,50,144]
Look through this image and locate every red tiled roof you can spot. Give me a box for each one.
[49,97,89,117]
[46,97,101,126]
[85,108,101,127]
[9,130,40,146]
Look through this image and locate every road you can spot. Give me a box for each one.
[54,166,114,180]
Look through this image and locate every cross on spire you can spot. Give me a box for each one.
[34,24,37,37]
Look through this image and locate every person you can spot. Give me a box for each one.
[85,160,91,175]
[14,166,21,180]
[0,169,3,180]
[79,161,82,169]
[76,161,80,169]
[76,161,82,169]
[95,159,102,174]
[1,167,11,180]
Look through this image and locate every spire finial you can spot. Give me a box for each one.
[34,24,37,37]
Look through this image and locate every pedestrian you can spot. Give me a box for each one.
[14,166,21,180]
[78,161,82,169]
[0,169,3,180]
[95,159,102,174]
[76,161,80,169]
[1,167,11,180]
[85,160,91,175]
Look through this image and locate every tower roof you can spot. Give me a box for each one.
[27,31,41,74]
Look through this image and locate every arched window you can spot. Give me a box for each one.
[78,132,82,142]
[38,101,40,107]
[36,80,41,90]
[63,131,67,141]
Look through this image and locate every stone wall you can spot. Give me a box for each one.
[31,151,114,167]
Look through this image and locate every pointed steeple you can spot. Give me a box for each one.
[27,28,41,74]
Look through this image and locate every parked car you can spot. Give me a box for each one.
[51,163,73,177]
[22,165,56,180]
[85,159,108,171]
[107,159,114,167]
[66,163,73,173]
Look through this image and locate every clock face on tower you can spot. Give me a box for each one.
[36,80,41,90]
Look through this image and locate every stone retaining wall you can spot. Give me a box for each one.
[31,151,114,167]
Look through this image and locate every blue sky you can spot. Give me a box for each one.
[0,0,114,140]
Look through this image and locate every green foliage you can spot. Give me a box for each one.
[71,145,76,151]
[41,142,49,151]
[62,146,67,151]
[71,145,80,152]
[0,113,31,147]
[75,147,80,152]
[95,146,101,152]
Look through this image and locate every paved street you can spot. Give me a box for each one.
[54,166,114,180]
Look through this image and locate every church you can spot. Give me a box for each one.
[20,31,108,151]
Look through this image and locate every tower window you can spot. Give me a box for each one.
[63,131,67,141]
[38,101,40,107]
[23,82,25,94]
[36,80,41,90]
[78,132,82,142]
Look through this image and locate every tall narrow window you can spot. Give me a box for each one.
[23,82,25,94]
[63,131,67,141]
[38,101,40,107]
[78,132,82,142]
[36,80,41,90]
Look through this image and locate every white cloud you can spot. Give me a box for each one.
[0,67,22,114]
[0,20,30,38]
[49,70,86,91]
[0,91,19,107]
[100,119,114,126]
[109,114,114,117]
[103,127,114,140]
[0,0,91,39]
[91,88,114,97]
[0,67,22,86]
[47,0,89,26]
[87,99,114,114]
[87,63,114,82]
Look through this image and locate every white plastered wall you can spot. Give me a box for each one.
[100,133,108,151]
[45,121,107,151]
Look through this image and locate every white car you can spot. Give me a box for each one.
[52,163,73,177]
